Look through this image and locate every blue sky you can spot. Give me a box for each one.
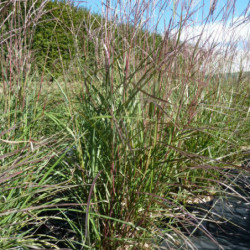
[76,0,249,72]
[79,0,249,31]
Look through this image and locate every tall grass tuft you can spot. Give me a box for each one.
[1,0,249,249]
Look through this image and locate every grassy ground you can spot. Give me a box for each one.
[0,0,249,249]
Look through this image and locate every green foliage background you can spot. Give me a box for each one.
[1,0,164,78]
[31,0,89,77]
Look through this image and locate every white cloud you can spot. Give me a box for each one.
[172,17,250,72]
[181,21,249,45]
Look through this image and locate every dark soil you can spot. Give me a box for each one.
[160,159,250,250]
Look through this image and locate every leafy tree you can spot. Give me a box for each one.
[32,0,77,77]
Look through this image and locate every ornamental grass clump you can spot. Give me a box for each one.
[0,0,249,249]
